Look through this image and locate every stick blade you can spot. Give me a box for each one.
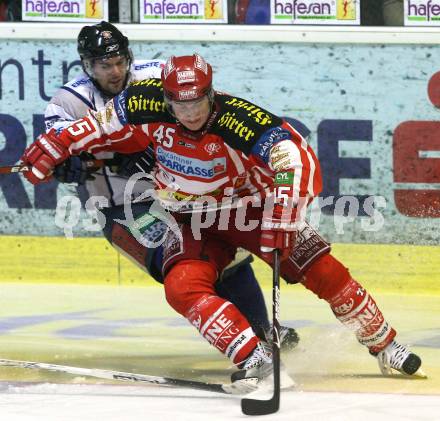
[241,396,280,416]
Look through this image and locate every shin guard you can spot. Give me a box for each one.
[303,254,396,353]
[329,278,396,353]
[165,261,259,365]
[186,295,260,365]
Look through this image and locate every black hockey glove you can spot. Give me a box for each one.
[53,154,97,185]
[112,145,156,177]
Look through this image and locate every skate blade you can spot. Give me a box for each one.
[411,368,428,379]
[385,367,428,379]
[281,370,296,389]
[256,371,296,391]
[224,377,259,395]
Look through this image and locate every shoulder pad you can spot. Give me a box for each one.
[211,94,283,155]
[63,74,95,97]
[124,79,173,124]
[69,76,92,89]
[131,60,164,80]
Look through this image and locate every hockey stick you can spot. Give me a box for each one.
[0,160,107,175]
[0,164,30,174]
[241,248,281,415]
[0,358,232,395]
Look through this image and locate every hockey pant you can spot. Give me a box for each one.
[100,203,270,336]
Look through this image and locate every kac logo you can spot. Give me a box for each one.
[204,142,221,156]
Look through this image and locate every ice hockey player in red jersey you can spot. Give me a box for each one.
[46,22,299,353]
[20,53,425,391]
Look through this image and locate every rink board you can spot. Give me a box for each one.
[0,235,439,293]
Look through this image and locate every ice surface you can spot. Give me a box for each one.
[0,284,438,421]
[1,382,440,421]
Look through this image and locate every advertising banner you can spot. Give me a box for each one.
[404,0,440,25]
[22,0,109,22]
[0,39,438,244]
[270,0,361,25]
[138,0,228,23]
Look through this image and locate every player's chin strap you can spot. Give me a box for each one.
[0,358,245,396]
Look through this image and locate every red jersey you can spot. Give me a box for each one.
[58,78,322,213]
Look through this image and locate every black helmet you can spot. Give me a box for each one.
[77,21,130,61]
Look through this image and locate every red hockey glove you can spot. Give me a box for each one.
[21,133,70,185]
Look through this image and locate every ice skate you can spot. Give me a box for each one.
[228,342,295,395]
[255,325,300,352]
[374,340,427,378]
[278,326,300,352]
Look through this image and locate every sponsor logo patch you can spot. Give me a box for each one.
[157,147,226,179]
[177,70,196,84]
[275,171,294,185]
[204,142,221,156]
[225,97,273,126]
[251,127,291,163]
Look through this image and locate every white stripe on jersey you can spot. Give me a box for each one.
[156,166,230,196]
[140,124,150,136]
[285,120,316,198]
[301,137,317,197]
[225,143,245,175]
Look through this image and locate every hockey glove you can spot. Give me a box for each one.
[112,145,156,177]
[53,154,98,185]
[21,132,70,185]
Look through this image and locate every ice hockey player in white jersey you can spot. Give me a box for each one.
[44,22,163,205]
[44,21,299,351]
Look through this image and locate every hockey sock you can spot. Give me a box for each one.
[165,260,260,364]
[215,263,270,335]
[302,254,396,353]
[328,277,396,352]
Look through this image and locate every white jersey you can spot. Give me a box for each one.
[45,59,164,207]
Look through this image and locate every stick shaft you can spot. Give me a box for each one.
[0,358,229,394]
[0,165,29,174]
[0,160,106,175]
[241,249,281,415]
[272,248,281,398]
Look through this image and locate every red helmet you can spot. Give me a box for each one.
[161,54,213,102]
